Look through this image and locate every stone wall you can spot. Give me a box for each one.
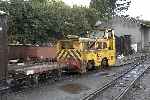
[110,16,142,51]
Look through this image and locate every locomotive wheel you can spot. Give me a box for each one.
[87,60,95,70]
[101,58,109,68]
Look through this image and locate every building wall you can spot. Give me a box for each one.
[141,26,150,51]
[110,16,143,51]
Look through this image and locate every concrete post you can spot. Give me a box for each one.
[0,11,8,81]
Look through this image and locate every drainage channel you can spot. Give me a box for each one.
[82,59,150,100]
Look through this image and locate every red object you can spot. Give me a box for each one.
[65,58,81,69]
[8,46,57,60]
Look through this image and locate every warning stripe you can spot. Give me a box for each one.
[59,50,72,60]
[68,50,77,60]
[57,50,63,59]
[76,50,81,57]
[56,50,63,58]
[62,50,68,59]
[63,51,69,59]
[67,51,73,58]
[73,50,82,60]
[64,51,73,60]
[70,50,82,61]
[76,50,82,60]
[57,49,82,62]
[57,49,65,59]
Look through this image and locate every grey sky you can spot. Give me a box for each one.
[63,0,150,21]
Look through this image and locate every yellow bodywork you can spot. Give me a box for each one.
[56,29,116,70]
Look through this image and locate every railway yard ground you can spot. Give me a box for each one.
[122,63,150,100]
[1,53,150,100]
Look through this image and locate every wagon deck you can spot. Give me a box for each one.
[8,63,66,75]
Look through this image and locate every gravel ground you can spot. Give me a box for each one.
[3,65,135,100]
[123,65,150,100]
[2,53,147,100]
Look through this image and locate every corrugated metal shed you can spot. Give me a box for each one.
[0,11,8,80]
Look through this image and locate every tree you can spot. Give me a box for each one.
[0,0,51,44]
[90,0,131,20]
[0,0,100,44]
[63,6,92,35]
[115,0,131,14]
[0,0,35,43]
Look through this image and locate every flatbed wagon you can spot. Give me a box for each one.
[7,63,67,89]
[8,63,65,75]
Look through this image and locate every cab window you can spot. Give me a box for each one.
[97,42,102,49]
[103,42,107,49]
[97,42,107,49]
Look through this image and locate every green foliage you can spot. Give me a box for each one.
[90,0,131,19]
[0,0,102,44]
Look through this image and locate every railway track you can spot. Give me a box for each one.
[82,55,150,100]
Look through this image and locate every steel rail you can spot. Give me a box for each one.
[82,57,147,100]
[113,65,150,100]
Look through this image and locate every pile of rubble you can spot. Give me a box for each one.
[114,52,148,66]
